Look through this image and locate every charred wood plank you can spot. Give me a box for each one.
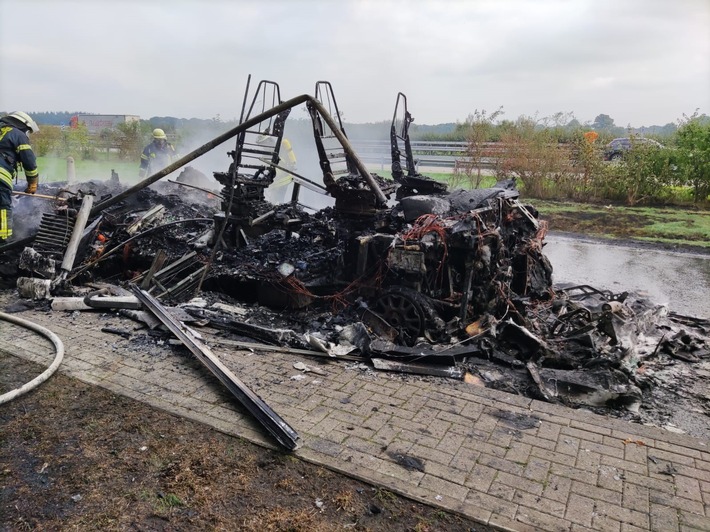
[140,250,168,289]
[526,361,555,402]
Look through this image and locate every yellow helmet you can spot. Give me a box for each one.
[5,111,39,134]
[153,128,167,140]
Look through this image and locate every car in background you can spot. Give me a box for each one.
[603,137,664,161]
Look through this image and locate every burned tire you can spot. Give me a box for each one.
[372,288,426,347]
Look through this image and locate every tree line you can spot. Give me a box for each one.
[25,109,710,206]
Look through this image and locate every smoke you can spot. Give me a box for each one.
[272,116,335,211]
[10,186,57,240]
[171,108,337,212]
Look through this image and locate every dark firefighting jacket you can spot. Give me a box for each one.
[139,140,178,176]
[0,121,39,190]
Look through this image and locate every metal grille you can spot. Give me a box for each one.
[32,212,75,258]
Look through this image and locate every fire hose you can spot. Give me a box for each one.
[0,311,64,405]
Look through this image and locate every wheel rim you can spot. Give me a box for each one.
[373,292,425,346]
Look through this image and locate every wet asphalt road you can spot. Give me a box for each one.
[544,233,710,318]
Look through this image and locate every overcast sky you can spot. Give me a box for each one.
[1,0,708,127]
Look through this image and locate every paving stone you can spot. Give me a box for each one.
[435,432,466,457]
[488,479,517,502]
[360,411,391,434]
[537,419,564,441]
[422,460,467,486]
[576,449,602,474]
[675,475,705,502]
[329,408,367,427]
[462,438,508,459]
[465,489,518,520]
[673,463,710,484]
[418,473,469,502]
[389,413,428,434]
[649,490,706,515]
[531,445,578,467]
[342,435,384,456]
[649,447,700,467]
[597,464,624,492]
[601,454,649,476]
[496,470,544,496]
[571,480,622,506]
[463,463,498,492]
[522,457,551,483]
[487,429,515,449]
[678,509,710,530]
[477,453,526,477]
[372,423,403,446]
[303,437,342,458]
[437,405,482,425]
[398,428,442,450]
[622,482,649,515]
[542,473,573,503]
[449,445,480,474]
[569,419,613,437]
[581,440,625,460]
[570,525,596,532]
[504,441,532,465]
[565,492,596,527]
[515,504,572,531]
[596,502,650,529]
[591,511,623,532]
[650,502,680,531]
[513,488,568,519]
[562,425,606,444]
[5,296,710,532]
[521,432,558,451]
[619,523,650,532]
[407,443,453,469]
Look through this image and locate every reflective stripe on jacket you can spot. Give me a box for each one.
[0,184,12,239]
[0,122,39,189]
[139,140,178,175]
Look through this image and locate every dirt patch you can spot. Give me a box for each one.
[0,355,489,531]
[543,210,652,239]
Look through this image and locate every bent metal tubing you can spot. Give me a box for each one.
[89,94,386,217]
[0,93,384,254]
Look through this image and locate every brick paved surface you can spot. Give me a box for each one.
[2,298,709,532]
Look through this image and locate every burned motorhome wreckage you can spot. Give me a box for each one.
[1,83,708,449]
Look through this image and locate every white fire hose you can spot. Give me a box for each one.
[0,311,64,405]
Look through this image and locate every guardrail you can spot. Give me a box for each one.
[350,140,496,170]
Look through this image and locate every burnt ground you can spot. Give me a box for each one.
[0,355,490,532]
[1,190,707,530]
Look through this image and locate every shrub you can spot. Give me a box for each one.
[494,116,575,199]
[675,114,710,203]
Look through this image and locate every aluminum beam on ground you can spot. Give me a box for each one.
[131,286,299,451]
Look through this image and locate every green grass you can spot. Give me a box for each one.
[37,156,140,184]
[535,200,710,248]
[368,167,498,189]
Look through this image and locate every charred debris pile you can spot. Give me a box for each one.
[1,83,708,447]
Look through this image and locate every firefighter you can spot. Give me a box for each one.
[269,137,298,204]
[0,111,40,242]
[138,128,178,178]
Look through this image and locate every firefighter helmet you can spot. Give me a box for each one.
[5,111,39,134]
[153,128,167,140]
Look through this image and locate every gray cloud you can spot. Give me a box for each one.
[1,0,707,127]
